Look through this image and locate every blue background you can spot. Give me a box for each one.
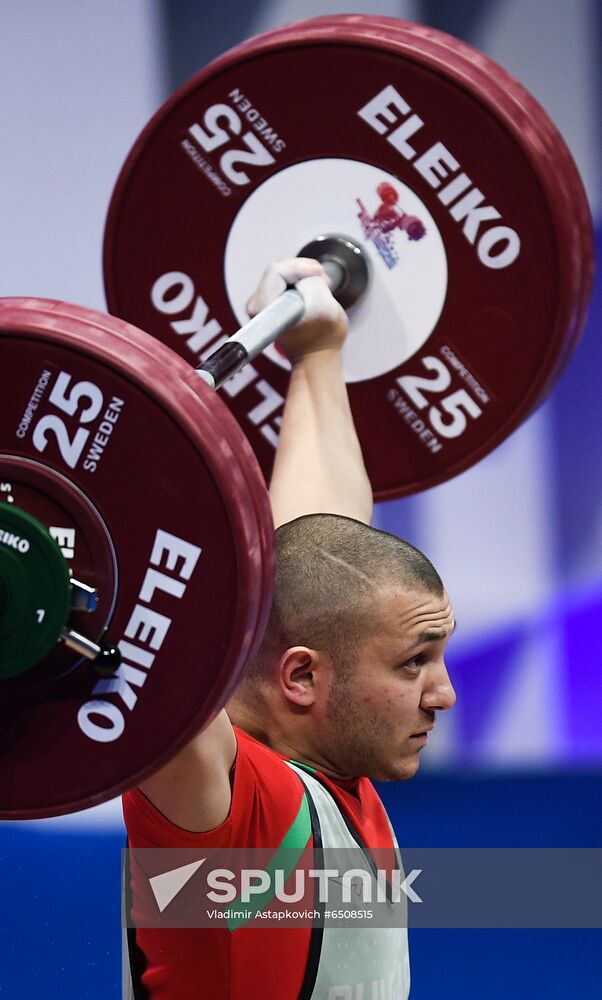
[2,775,600,997]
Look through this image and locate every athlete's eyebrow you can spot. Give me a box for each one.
[411,620,457,648]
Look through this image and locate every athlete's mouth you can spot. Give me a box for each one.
[410,725,434,739]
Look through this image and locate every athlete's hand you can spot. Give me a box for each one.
[247,258,348,363]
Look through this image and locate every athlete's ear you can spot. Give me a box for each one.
[278,646,329,707]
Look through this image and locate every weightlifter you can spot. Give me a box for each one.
[123,259,456,1000]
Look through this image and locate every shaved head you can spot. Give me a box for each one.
[243,514,444,689]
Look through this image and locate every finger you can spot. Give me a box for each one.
[274,258,325,285]
[247,258,325,316]
[295,273,342,326]
[246,268,286,318]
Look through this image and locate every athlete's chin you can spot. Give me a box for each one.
[372,756,421,783]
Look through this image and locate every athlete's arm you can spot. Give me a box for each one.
[137,708,236,832]
[256,259,373,527]
[137,260,371,832]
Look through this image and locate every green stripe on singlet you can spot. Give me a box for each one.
[226,786,312,932]
[288,759,317,776]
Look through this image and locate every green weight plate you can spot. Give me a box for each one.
[0,505,71,678]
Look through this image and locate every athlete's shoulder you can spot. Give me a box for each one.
[231,726,306,799]
[123,726,307,848]
[229,727,308,845]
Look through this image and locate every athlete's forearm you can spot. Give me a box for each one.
[269,348,373,527]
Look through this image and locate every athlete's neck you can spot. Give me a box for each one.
[226,703,355,782]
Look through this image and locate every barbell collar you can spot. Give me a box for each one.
[60,627,122,672]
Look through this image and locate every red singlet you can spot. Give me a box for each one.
[123,727,395,1000]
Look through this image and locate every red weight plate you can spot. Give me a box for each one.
[0,299,273,818]
[46,297,276,683]
[31,298,275,668]
[104,15,594,499]
[204,11,595,390]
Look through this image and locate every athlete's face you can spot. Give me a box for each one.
[325,587,456,781]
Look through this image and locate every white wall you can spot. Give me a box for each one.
[0,0,163,308]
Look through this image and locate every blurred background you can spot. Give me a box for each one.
[1,0,600,996]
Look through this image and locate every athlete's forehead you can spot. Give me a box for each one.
[369,586,455,645]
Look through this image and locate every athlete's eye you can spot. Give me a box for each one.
[401,654,426,673]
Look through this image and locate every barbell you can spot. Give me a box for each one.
[0,14,594,818]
